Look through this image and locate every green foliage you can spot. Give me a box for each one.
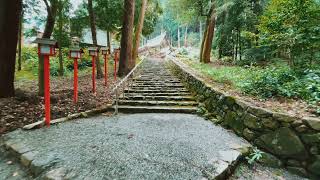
[18,47,94,77]
[259,0,320,70]
[246,147,264,165]
[241,67,320,112]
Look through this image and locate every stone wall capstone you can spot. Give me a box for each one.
[168,58,320,178]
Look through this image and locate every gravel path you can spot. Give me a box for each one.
[3,113,249,179]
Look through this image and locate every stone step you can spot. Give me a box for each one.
[130,84,185,88]
[120,95,195,101]
[126,87,188,91]
[118,100,198,106]
[124,89,190,93]
[114,105,198,114]
[124,92,192,96]
[133,80,182,84]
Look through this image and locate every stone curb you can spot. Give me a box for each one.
[2,137,252,180]
[23,104,113,130]
[2,104,113,178]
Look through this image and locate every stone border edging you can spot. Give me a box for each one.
[23,104,113,130]
[168,57,320,178]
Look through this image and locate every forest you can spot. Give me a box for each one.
[1,0,320,179]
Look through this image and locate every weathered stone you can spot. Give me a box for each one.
[224,111,245,135]
[257,128,308,160]
[301,133,320,144]
[8,142,32,155]
[261,118,279,129]
[303,117,320,131]
[223,96,236,107]
[273,112,297,123]
[281,122,291,127]
[247,106,273,118]
[308,156,320,176]
[287,159,301,167]
[218,150,241,163]
[243,128,256,141]
[287,166,308,177]
[44,167,67,180]
[257,152,283,168]
[295,125,309,133]
[310,146,319,155]
[21,151,38,167]
[80,112,88,118]
[243,113,262,130]
[292,120,304,128]
[235,99,249,111]
[23,120,45,130]
[30,154,59,176]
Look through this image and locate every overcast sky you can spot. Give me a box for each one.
[25,0,84,31]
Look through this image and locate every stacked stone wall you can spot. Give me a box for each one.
[169,59,320,178]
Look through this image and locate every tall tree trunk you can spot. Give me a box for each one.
[58,1,64,76]
[199,20,202,47]
[107,31,111,50]
[218,11,226,59]
[38,0,58,96]
[184,26,188,47]
[132,0,147,68]
[0,0,21,97]
[177,26,180,48]
[200,20,208,62]
[17,9,23,71]
[238,29,242,62]
[200,4,216,63]
[88,0,103,79]
[118,0,135,76]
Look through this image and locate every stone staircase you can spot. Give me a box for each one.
[116,58,198,113]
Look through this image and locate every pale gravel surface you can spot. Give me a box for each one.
[3,113,249,179]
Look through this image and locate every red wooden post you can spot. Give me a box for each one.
[114,51,117,81]
[92,56,96,93]
[104,54,108,86]
[44,55,51,127]
[33,38,58,128]
[73,59,78,103]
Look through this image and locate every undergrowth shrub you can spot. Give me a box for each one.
[20,47,95,77]
[241,67,320,113]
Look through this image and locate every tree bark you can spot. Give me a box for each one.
[118,0,135,76]
[58,1,64,76]
[184,26,188,47]
[132,0,147,68]
[18,9,23,71]
[0,0,21,97]
[38,0,58,96]
[199,20,202,47]
[88,0,103,79]
[200,4,216,63]
[177,26,180,48]
[107,31,111,50]
[200,20,208,62]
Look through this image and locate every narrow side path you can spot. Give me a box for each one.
[3,113,249,179]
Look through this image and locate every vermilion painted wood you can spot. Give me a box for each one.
[92,56,96,93]
[114,52,117,81]
[104,54,108,87]
[73,59,78,103]
[44,55,50,127]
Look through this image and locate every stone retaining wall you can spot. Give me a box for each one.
[169,58,320,178]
